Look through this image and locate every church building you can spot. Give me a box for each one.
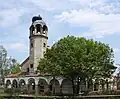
[4,15,86,95]
[4,15,116,95]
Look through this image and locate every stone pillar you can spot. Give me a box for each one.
[27,84,30,94]
[85,79,88,91]
[98,81,101,91]
[35,85,39,95]
[93,83,94,91]
[60,85,62,95]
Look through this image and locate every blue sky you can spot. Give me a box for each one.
[0,0,120,68]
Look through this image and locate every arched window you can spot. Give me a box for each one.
[19,79,26,88]
[43,25,48,34]
[28,78,35,90]
[30,25,34,33]
[43,43,46,47]
[6,80,11,88]
[36,24,42,33]
[12,80,18,88]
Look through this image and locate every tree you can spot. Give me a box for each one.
[0,45,18,85]
[10,64,21,74]
[38,36,116,95]
[0,45,7,85]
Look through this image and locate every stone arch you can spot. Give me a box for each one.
[6,80,11,88]
[49,79,60,94]
[61,79,73,94]
[36,24,42,33]
[19,79,26,88]
[28,78,35,94]
[38,78,49,95]
[43,25,48,33]
[12,79,18,88]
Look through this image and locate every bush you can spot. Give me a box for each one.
[21,88,28,94]
[14,96,20,99]
[88,91,102,95]
[4,88,21,95]
[4,88,13,94]
[14,88,21,94]
[88,90,120,95]
[34,97,53,99]
[0,96,4,99]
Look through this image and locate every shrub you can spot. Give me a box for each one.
[88,90,120,95]
[0,96,4,99]
[4,88,13,94]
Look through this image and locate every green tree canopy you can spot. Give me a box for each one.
[10,64,21,74]
[38,36,116,93]
[38,36,115,77]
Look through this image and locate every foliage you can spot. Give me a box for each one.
[38,36,116,94]
[0,45,7,76]
[0,45,18,85]
[0,45,18,75]
[88,90,120,95]
[34,97,53,99]
[10,64,21,74]
[0,96,4,99]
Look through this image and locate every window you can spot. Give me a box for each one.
[43,31,46,34]
[43,43,46,47]
[43,25,48,34]
[30,64,33,68]
[31,43,33,47]
[27,68,29,72]
[49,85,52,91]
[36,24,41,33]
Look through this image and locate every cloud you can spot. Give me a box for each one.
[68,0,120,14]
[55,9,120,38]
[0,8,25,27]
[26,0,81,11]
[113,48,120,53]
[4,43,28,52]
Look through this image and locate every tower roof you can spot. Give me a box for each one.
[32,15,42,23]
[31,15,46,26]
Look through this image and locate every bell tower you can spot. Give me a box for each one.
[29,15,48,74]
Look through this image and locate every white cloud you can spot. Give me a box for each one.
[68,0,120,14]
[0,8,25,27]
[113,48,120,53]
[55,9,120,38]
[4,43,28,52]
[26,0,67,11]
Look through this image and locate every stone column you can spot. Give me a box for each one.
[27,84,31,94]
[92,83,94,91]
[60,85,62,95]
[35,84,39,95]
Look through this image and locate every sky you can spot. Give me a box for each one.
[0,0,120,68]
